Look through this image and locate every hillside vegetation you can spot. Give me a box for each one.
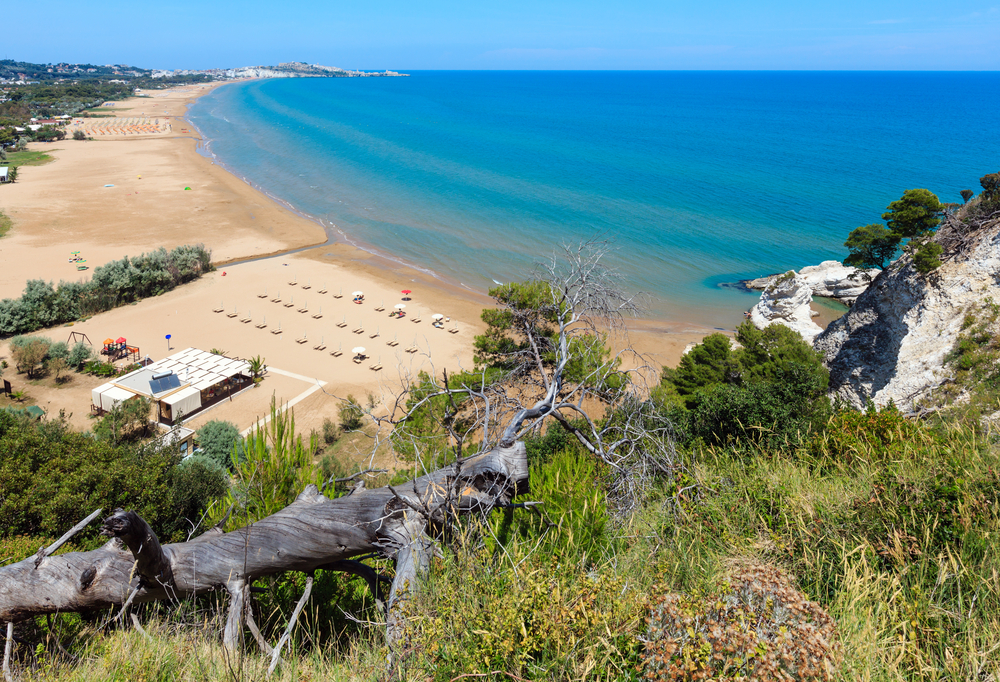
[1,249,998,681]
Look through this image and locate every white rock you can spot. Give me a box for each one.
[750,272,824,344]
[744,261,879,304]
[797,261,879,304]
[814,218,1000,409]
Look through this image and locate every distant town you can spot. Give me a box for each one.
[0,59,407,86]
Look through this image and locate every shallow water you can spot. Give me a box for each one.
[187,71,1000,328]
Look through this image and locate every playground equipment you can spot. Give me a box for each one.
[101,336,140,362]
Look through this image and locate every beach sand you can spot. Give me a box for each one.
[0,83,715,433]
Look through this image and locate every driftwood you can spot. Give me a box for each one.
[0,442,528,652]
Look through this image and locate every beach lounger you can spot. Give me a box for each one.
[227,310,239,319]
[353,356,364,364]
[313,342,326,350]
[375,301,385,312]
[295,335,308,344]
[370,362,382,371]
[411,314,422,323]
[213,302,225,313]
[386,338,399,347]
[288,277,297,285]
[333,289,343,299]
[318,285,328,294]
[271,326,283,335]
[284,301,295,308]
[298,306,308,313]
[257,290,268,298]
[255,320,267,329]
[369,328,380,339]
[449,326,459,334]
[331,349,343,357]
[353,327,364,334]
[337,319,348,328]
[271,294,281,302]
[301,281,311,289]
[240,314,252,323]
[405,345,418,354]
[312,309,323,319]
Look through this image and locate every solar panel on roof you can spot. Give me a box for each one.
[149,373,182,395]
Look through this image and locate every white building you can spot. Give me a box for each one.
[91,347,252,425]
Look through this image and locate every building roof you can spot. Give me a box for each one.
[0,168,7,181]
[115,347,250,398]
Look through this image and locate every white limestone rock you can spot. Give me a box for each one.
[750,272,824,344]
[797,261,879,304]
[814,217,1000,409]
[744,261,879,304]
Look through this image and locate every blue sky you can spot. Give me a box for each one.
[7,0,999,70]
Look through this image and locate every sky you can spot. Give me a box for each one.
[6,0,999,71]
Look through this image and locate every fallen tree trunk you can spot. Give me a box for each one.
[0,442,528,632]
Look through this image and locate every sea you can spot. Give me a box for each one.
[186,71,1000,329]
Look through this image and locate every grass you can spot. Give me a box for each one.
[2,149,58,166]
[4,404,999,680]
[0,209,11,238]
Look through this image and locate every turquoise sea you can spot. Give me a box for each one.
[187,72,1000,329]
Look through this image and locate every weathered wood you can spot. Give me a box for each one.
[268,574,312,675]
[385,520,434,650]
[0,442,527,623]
[3,621,12,682]
[34,508,103,568]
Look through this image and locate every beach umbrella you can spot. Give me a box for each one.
[70,251,80,255]
[352,291,364,297]
[115,337,126,344]
[103,338,115,345]
[401,289,412,300]
[352,346,366,355]
[431,314,444,320]
[394,304,406,310]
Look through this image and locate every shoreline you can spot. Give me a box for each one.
[181,80,732,330]
[186,101,506,300]
[0,81,717,433]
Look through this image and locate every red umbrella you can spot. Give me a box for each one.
[115,337,126,344]
[401,289,412,300]
[401,290,411,295]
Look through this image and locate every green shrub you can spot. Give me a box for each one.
[166,456,228,538]
[0,414,180,544]
[67,341,94,368]
[913,241,943,274]
[339,395,364,432]
[46,340,69,361]
[810,402,932,464]
[195,420,243,471]
[321,416,338,445]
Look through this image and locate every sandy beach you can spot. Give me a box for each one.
[0,82,714,433]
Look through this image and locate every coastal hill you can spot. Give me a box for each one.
[815,196,1000,411]
[154,62,408,80]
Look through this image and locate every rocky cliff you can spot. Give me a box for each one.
[750,272,824,344]
[814,213,1000,409]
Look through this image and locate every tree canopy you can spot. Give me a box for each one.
[881,188,944,239]
[658,322,830,445]
[843,223,901,270]
[843,188,944,274]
